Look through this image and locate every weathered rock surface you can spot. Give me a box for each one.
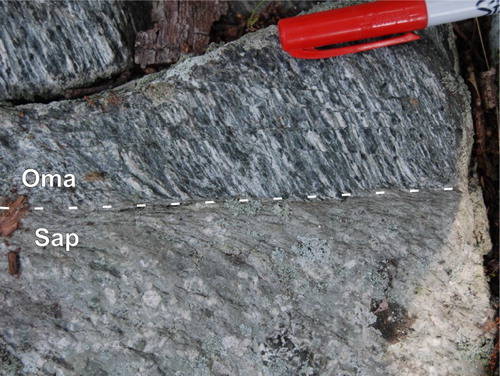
[0,189,494,375]
[0,7,495,376]
[0,0,150,102]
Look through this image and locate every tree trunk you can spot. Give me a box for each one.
[134,0,228,67]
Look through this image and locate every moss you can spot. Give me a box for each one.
[291,237,331,267]
[0,344,22,375]
[457,339,494,367]
[271,248,295,281]
[223,198,262,217]
[201,334,227,359]
[176,357,211,376]
[263,357,293,376]
[239,324,252,337]
[143,82,176,100]
[261,331,321,376]
[272,201,292,220]
[133,71,165,91]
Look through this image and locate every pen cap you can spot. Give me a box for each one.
[278,0,428,55]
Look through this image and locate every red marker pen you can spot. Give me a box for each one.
[278,0,500,59]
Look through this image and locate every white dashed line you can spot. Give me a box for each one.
[28,187,457,213]
[0,207,9,210]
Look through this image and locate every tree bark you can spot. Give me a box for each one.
[134,0,228,67]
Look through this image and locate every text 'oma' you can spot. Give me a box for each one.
[22,169,76,188]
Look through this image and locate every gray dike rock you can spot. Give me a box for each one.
[0,23,494,376]
[0,0,149,102]
[0,190,494,375]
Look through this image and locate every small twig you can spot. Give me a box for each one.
[475,18,490,70]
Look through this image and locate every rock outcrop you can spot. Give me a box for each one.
[0,6,494,376]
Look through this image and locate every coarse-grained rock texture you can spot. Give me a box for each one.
[0,7,495,376]
[0,189,494,375]
[0,0,150,102]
